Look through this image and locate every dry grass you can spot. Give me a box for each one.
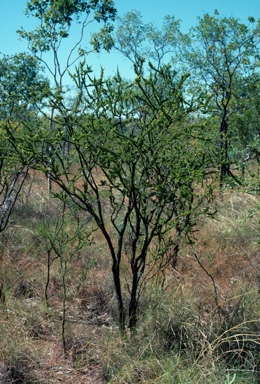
[0,173,259,383]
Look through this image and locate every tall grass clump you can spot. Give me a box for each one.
[100,277,260,383]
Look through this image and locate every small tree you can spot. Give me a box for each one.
[19,61,215,331]
[0,127,29,233]
[0,53,49,232]
[182,12,260,188]
[38,195,90,353]
[18,0,117,193]
[0,53,49,121]
[229,73,260,181]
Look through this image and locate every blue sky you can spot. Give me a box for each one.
[1,0,260,82]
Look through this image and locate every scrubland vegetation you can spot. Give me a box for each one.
[0,0,260,382]
[0,175,259,383]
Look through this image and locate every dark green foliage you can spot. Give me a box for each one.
[181,13,260,186]
[0,53,49,121]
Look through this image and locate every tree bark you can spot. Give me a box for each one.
[112,261,126,333]
[129,263,139,331]
[219,110,229,189]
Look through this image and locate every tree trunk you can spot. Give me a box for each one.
[112,261,126,333]
[219,113,229,189]
[129,264,139,331]
[47,107,54,195]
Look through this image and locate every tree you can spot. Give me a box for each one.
[182,12,260,188]
[0,53,49,121]
[105,10,182,73]
[10,4,216,331]
[8,2,217,332]
[0,53,48,232]
[229,73,260,180]
[17,62,215,331]
[18,0,117,87]
[0,123,30,233]
[18,0,117,193]
[38,196,89,354]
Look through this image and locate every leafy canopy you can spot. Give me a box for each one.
[19,0,117,53]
